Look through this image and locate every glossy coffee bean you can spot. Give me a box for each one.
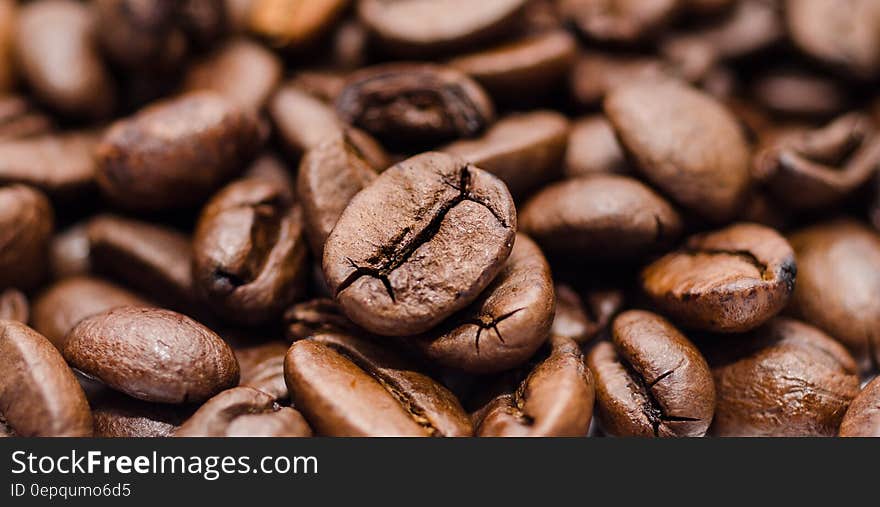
[284,298,358,342]
[552,284,623,345]
[588,311,715,437]
[563,115,627,178]
[0,288,27,323]
[413,233,554,374]
[839,376,880,437]
[193,176,309,325]
[284,332,473,436]
[0,131,98,198]
[90,390,191,438]
[240,354,288,402]
[474,336,594,437]
[521,174,682,261]
[96,91,261,211]
[175,387,312,437]
[0,321,92,436]
[31,276,147,350]
[605,78,751,222]
[707,318,859,437]
[0,184,53,291]
[642,223,796,333]
[787,220,880,372]
[323,152,516,336]
[63,306,240,404]
[560,0,678,44]
[94,0,187,71]
[249,0,349,50]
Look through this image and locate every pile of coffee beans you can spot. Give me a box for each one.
[2,0,880,438]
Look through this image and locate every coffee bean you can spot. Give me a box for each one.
[193,176,309,325]
[63,306,239,404]
[284,332,473,436]
[412,233,554,374]
[521,174,682,261]
[323,152,516,336]
[0,95,53,141]
[605,78,751,222]
[14,0,115,118]
[750,69,847,118]
[570,51,668,108]
[336,64,495,149]
[49,223,91,281]
[358,0,527,57]
[284,298,359,342]
[242,153,297,191]
[707,317,859,437]
[474,336,594,436]
[839,376,880,437]
[0,288,27,323]
[0,320,92,436]
[175,387,312,437]
[443,110,569,198]
[641,223,796,332]
[287,70,347,102]
[552,284,623,345]
[249,0,349,50]
[240,354,288,402]
[0,0,14,92]
[787,219,880,372]
[0,184,53,291]
[96,91,261,211]
[0,131,98,199]
[32,276,148,350]
[93,0,187,72]
[90,390,192,438]
[564,115,628,178]
[560,0,678,44]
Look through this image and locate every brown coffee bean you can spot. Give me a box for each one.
[323,152,516,336]
[839,376,880,437]
[521,174,682,260]
[240,355,288,401]
[642,223,796,333]
[570,51,668,108]
[552,284,623,345]
[751,69,848,118]
[96,91,261,211]
[49,223,91,280]
[90,390,191,438]
[297,132,380,259]
[358,0,527,57]
[284,298,358,342]
[175,387,312,437]
[94,0,187,71]
[32,276,148,350]
[193,176,309,325]
[242,153,296,190]
[443,110,569,198]
[336,64,495,149]
[64,306,239,404]
[184,37,282,111]
[0,131,98,198]
[707,317,859,437]
[249,0,349,49]
[0,95,53,141]
[0,288,27,323]
[179,0,228,49]
[413,233,554,374]
[474,336,594,436]
[587,310,715,437]
[14,0,115,118]
[0,1,14,92]
[753,114,880,211]
[560,0,678,43]
[0,321,92,436]
[787,219,880,372]
[228,335,290,400]
[287,70,347,102]
[564,115,628,178]
[284,332,473,436]
[605,78,751,222]
[0,184,53,291]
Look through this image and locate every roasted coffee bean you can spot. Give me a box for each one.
[0,184,53,291]
[323,152,516,336]
[336,64,495,149]
[297,132,380,258]
[570,51,668,108]
[284,298,358,341]
[0,95,53,141]
[443,110,569,198]
[753,114,880,211]
[0,288,27,323]
[707,318,859,437]
[552,284,623,345]
[787,220,880,372]
[560,0,678,44]
[95,91,261,211]
[87,215,196,312]
[751,70,848,118]
[64,306,239,404]
[447,30,577,102]
[521,174,682,261]
[14,0,115,118]
[175,387,312,437]
[184,37,283,111]
[642,223,796,333]
[284,332,473,436]
[94,0,187,71]
[32,276,147,350]
[0,0,14,92]
[474,336,594,437]
[288,70,347,102]
[0,131,98,198]
[242,153,296,190]
[249,0,349,50]
[413,234,553,374]
[240,355,288,401]
[605,78,751,222]
[587,310,715,437]
[564,115,628,178]
[90,390,191,438]
[839,376,880,437]
[358,0,527,57]
[193,176,309,325]
[49,223,91,280]
[0,321,92,436]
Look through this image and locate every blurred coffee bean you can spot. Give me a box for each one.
[0,0,14,92]
[563,115,628,178]
[570,51,668,108]
[90,390,192,438]
[0,288,27,323]
[0,131,98,199]
[93,0,187,72]
[0,184,53,291]
[249,0,349,50]
[49,223,91,280]
[560,0,678,44]
[751,69,848,118]
[0,95,53,141]
[839,376,880,437]
[174,387,312,437]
